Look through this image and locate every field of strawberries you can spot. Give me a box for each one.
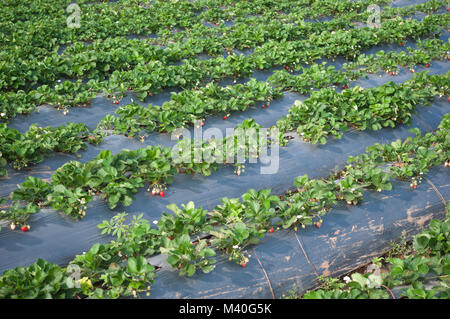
[0,0,449,300]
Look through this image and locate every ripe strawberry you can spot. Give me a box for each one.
[410,69,414,73]
[148,92,153,97]
[21,225,29,232]
[241,262,247,268]
[83,104,87,108]
[425,63,430,68]
[114,101,119,104]
[223,115,227,120]
[262,105,265,108]
[343,85,347,89]
[285,66,289,71]
[169,236,174,240]
[447,97,450,102]
[160,191,165,197]
[215,22,219,26]
[413,184,417,189]
[201,120,205,126]
[315,221,322,228]
[269,227,274,233]
[389,71,393,76]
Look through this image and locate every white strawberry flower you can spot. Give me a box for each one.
[343,276,351,283]
[153,220,158,225]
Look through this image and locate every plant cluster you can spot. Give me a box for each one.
[0,123,103,176]
[97,79,281,135]
[276,71,449,144]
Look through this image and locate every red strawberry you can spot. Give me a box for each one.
[447,97,450,102]
[241,262,247,268]
[160,191,165,197]
[148,92,153,97]
[343,85,347,89]
[223,115,227,120]
[410,69,414,73]
[169,236,174,240]
[201,120,205,126]
[315,221,322,228]
[83,104,87,108]
[262,105,265,108]
[413,184,417,189]
[285,66,289,70]
[216,22,219,26]
[269,227,274,233]
[389,71,393,76]
[21,226,29,232]
[114,101,119,104]
[425,63,430,68]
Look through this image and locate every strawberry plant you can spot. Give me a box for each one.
[161,235,216,277]
[0,258,80,299]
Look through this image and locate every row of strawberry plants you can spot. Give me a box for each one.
[0,79,278,176]
[343,38,450,74]
[303,203,450,299]
[1,0,394,55]
[3,34,446,124]
[156,0,443,52]
[275,71,449,144]
[0,113,448,298]
[97,79,282,135]
[2,3,444,100]
[101,14,450,102]
[268,38,449,93]
[9,0,435,62]
[1,11,444,118]
[0,123,103,175]
[0,119,272,228]
[0,3,380,96]
[0,0,406,87]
